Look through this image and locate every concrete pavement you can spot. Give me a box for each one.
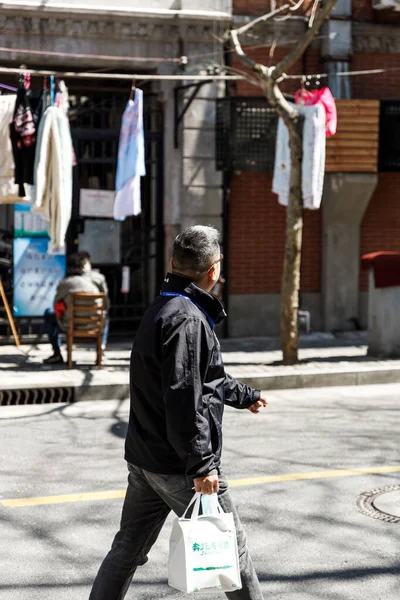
[2,331,400,399]
[1,384,400,599]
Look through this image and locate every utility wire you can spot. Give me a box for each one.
[0,46,180,63]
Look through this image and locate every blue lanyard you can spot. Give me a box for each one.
[162,292,215,329]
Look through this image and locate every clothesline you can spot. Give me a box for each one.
[0,46,180,64]
[1,64,399,84]
[0,67,242,81]
[280,67,400,81]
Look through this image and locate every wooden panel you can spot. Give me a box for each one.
[325,99,380,173]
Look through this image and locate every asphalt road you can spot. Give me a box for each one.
[1,383,400,600]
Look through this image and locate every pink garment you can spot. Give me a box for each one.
[295,87,337,137]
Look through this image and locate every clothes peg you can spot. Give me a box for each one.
[50,75,55,106]
[18,64,28,89]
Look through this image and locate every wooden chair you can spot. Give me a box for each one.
[67,292,106,369]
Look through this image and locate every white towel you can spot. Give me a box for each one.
[272,103,326,210]
[113,176,141,220]
[31,106,73,249]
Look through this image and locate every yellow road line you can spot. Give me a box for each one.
[228,465,400,487]
[2,465,400,508]
[1,490,126,508]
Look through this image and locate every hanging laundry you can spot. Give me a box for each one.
[114,88,145,220]
[272,102,326,210]
[295,87,337,138]
[9,87,46,197]
[54,80,69,114]
[31,106,73,249]
[0,94,30,204]
[54,80,77,166]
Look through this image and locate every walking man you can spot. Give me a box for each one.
[89,226,267,599]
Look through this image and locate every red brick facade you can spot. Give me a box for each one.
[229,0,400,297]
[360,174,400,291]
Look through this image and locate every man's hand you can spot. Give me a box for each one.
[194,474,219,495]
[247,396,268,414]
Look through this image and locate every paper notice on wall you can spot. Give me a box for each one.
[14,202,48,238]
[78,219,120,264]
[80,189,115,218]
[121,266,130,294]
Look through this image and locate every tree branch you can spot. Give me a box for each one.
[272,0,337,80]
[233,4,291,37]
[230,30,258,70]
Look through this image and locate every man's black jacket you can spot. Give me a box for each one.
[125,273,261,478]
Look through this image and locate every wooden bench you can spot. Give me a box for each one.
[67,292,106,369]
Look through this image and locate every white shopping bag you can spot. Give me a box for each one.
[168,492,242,594]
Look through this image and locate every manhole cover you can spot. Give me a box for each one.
[356,485,400,523]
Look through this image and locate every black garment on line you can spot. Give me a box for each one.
[125,272,261,479]
[9,88,46,197]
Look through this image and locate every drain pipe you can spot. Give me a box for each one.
[222,42,232,339]
[321,0,352,98]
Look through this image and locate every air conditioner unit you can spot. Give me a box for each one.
[372,0,400,10]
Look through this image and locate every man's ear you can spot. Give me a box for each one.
[169,258,174,271]
[208,264,219,284]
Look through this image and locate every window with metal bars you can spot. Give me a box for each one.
[216,97,278,172]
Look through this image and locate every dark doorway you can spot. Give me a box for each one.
[68,83,165,337]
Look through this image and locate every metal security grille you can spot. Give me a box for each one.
[216,97,278,172]
[379,101,400,172]
[0,387,74,406]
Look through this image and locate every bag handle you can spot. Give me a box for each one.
[181,492,201,521]
[181,492,222,522]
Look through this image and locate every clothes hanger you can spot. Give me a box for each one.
[0,82,17,92]
[18,64,30,91]
[295,75,309,104]
[129,77,136,102]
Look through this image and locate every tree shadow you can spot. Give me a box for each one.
[109,398,129,439]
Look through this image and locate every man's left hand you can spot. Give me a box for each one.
[247,396,268,414]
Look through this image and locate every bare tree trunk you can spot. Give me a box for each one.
[281,124,303,364]
[231,0,337,364]
[260,76,303,364]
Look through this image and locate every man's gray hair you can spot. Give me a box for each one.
[172,225,220,278]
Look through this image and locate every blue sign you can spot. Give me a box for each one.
[13,238,66,317]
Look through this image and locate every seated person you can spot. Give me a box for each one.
[78,250,110,349]
[43,253,109,365]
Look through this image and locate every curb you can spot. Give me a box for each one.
[237,367,400,391]
[74,367,400,400]
[2,367,400,404]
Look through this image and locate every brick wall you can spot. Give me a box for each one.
[360,173,400,291]
[229,0,400,301]
[353,0,400,23]
[352,53,400,100]
[229,172,322,294]
[233,0,314,15]
[229,46,323,296]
